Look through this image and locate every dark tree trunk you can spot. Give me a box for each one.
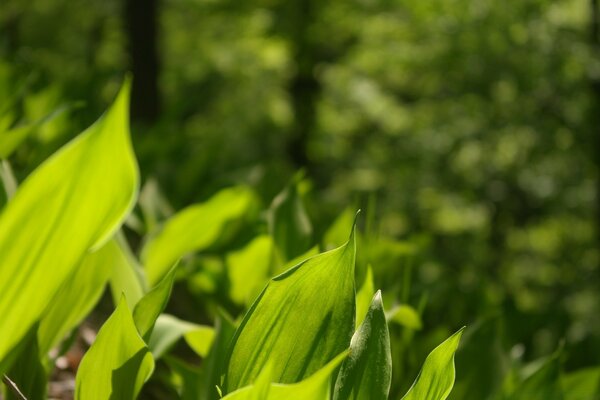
[124,0,160,123]
[286,0,320,170]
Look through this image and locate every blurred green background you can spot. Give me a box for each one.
[1,0,600,396]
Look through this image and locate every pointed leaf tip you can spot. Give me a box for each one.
[373,290,383,306]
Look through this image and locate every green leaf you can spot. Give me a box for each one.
[109,233,147,309]
[561,367,600,400]
[334,291,391,400]
[401,327,465,400]
[148,314,214,360]
[0,80,138,366]
[185,328,217,359]
[355,265,375,328]
[223,223,357,393]
[37,239,114,355]
[223,363,274,400]
[142,186,258,285]
[227,235,275,306]
[223,351,348,400]
[75,296,154,400]
[133,266,177,340]
[268,176,313,261]
[387,304,423,330]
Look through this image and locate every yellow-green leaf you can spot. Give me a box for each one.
[109,234,147,309]
[148,314,214,359]
[387,304,423,331]
[38,239,115,355]
[75,297,154,400]
[223,351,348,400]
[133,266,177,340]
[0,80,138,366]
[142,186,258,285]
[223,224,357,393]
[401,328,465,400]
[227,235,275,306]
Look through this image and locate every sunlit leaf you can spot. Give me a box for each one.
[401,327,465,400]
[334,290,391,400]
[227,235,275,306]
[223,223,356,393]
[0,80,138,366]
[109,233,147,309]
[75,296,154,400]
[387,304,423,330]
[38,239,114,355]
[142,186,258,285]
[223,351,348,400]
[133,266,177,340]
[148,314,214,360]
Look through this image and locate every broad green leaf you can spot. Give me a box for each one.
[561,367,600,400]
[75,297,154,400]
[223,224,356,393]
[5,324,46,400]
[185,328,218,359]
[109,233,147,309]
[133,266,177,340]
[148,314,214,359]
[401,327,465,400]
[0,80,138,366]
[387,304,423,330]
[224,351,348,400]
[142,186,258,285]
[38,239,114,355]
[223,363,274,400]
[355,265,375,327]
[227,235,275,306]
[334,291,391,400]
[267,176,313,261]
[510,350,563,400]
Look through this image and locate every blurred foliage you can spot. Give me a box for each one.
[1,0,600,397]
